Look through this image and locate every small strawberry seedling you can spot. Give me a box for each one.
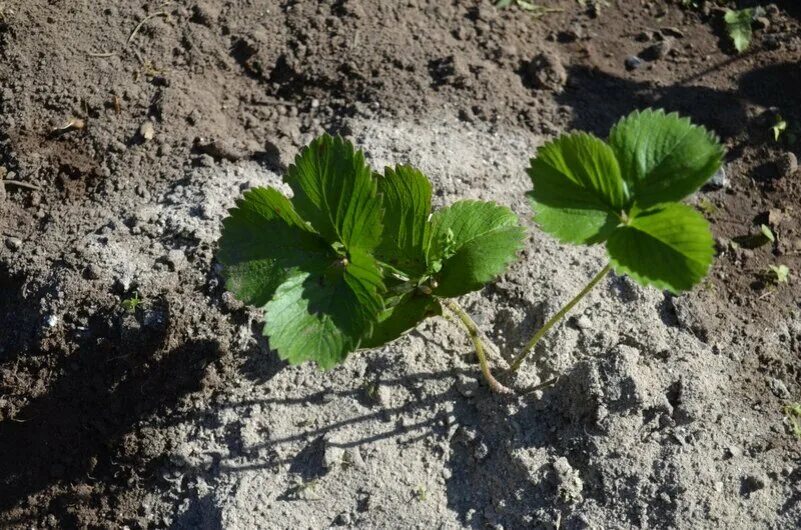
[219,135,524,391]
[219,109,723,393]
[508,109,724,372]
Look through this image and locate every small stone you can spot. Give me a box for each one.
[552,457,583,503]
[706,166,729,189]
[455,375,480,397]
[187,109,202,126]
[625,55,643,70]
[85,264,102,280]
[523,49,568,92]
[641,38,673,61]
[473,440,489,461]
[575,315,593,330]
[431,55,471,88]
[5,237,21,251]
[714,480,724,492]
[767,377,791,399]
[194,138,246,162]
[165,249,187,271]
[139,121,155,141]
[323,436,345,470]
[660,27,685,39]
[44,314,59,328]
[374,384,392,407]
[776,152,798,178]
[725,445,742,459]
[767,208,784,227]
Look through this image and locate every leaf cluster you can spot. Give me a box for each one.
[528,109,724,294]
[219,135,525,369]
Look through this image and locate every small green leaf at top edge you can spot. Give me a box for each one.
[375,165,432,277]
[218,187,333,307]
[264,249,385,370]
[360,293,442,349]
[606,203,714,294]
[528,132,627,245]
[427,200,525,298]
[284,134,382,251]
[725,8,758,53]
[608,109,724,209]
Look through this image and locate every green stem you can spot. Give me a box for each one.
[443,300,512,394]
[508,262,612,374]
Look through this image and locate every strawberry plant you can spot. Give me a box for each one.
[219,135,524,391]
[508,109,724,372]
[219,109,723,393]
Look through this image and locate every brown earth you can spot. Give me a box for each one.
[1,0,801,528]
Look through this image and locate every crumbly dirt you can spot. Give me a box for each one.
[1,1,801,528]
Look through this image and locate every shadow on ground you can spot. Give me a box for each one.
[0,296,221,526]
[554,61,801,164]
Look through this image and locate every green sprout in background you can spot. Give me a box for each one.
[219,109,723,393]
[725,7,763,53]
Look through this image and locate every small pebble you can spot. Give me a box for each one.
[767,377,791,399]
[139,121,155,141]
[706,167,729,189]
[5,237,21,251]
[85,264,102,280]
[641,38,673,61]
[625,55,643,70]
[575,315,593,330]
[776,152,798,178]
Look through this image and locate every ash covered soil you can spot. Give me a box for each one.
[1,1,801,528]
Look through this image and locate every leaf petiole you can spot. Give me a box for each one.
[443,299,513,394]
[507,262,612,373]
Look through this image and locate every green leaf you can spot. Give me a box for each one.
[606,203,714,294]
[427,200,525,297]
[608,109,724,208]
[375,165,432,277]
[285,134,382,250]
[725,8,757,53]
[528,132,627,244]
[264,250,384,369]
[218,187,332,307]
[361,293,442,349]
[768,264,790,284]
[760,224,775,243]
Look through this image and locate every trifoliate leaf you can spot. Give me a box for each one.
[361,293,442,349]
[218,187,333,307]
[427,200,525,297]
[725,8,757,53]
[375,165,432,277]
[264,249,384,369]
[608,109,724,208]
[606,203,714,294]
[285,134,382,250]
[528,132,628,244]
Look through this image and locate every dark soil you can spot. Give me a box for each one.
[1,0,800,527]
